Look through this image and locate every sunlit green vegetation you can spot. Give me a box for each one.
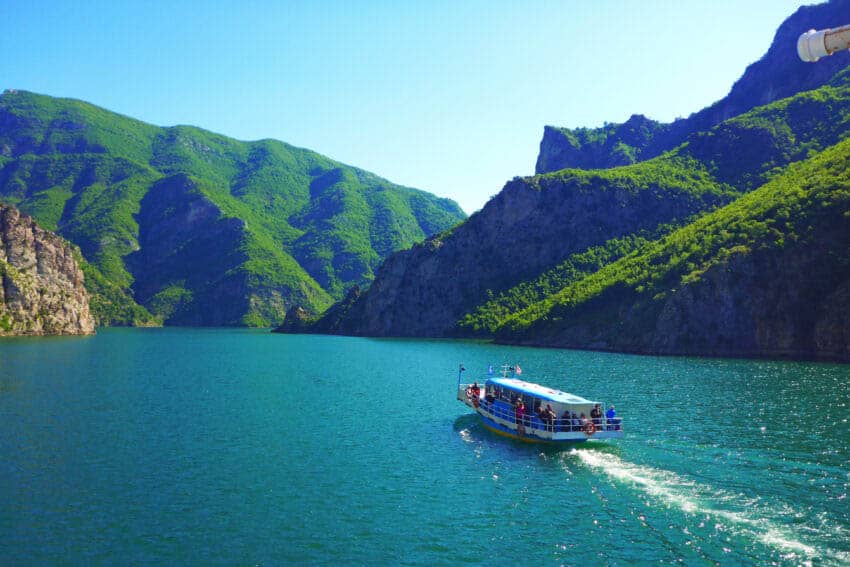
[0,90,465,325]
[451,81,850,339]
[456,227,679,335]
[498,138,850,340]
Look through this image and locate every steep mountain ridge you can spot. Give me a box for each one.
[0,90,465,325]
[536,0,850,174]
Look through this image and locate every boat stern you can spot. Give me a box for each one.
[457,383,478,409]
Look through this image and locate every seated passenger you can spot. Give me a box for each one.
[571,412,580,432]
[560,410,571,432]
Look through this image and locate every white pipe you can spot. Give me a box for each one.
[798,23,850,62]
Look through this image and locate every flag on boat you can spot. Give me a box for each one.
[515,365,522,375]
[488,365,494,375]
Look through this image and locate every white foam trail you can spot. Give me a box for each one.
[572,449,826,559]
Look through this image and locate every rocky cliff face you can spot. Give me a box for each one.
[0,203,94,335]
[652,247,850,360]
[536,115,671,173]
[536,0,850,174]
[514,236,850,362]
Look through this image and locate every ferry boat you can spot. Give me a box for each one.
[457,364,624,443]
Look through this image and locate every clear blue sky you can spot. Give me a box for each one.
[2,0,808,213]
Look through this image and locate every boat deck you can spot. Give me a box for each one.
[458,382,623,443]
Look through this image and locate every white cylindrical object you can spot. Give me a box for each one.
[798,24,850,62]
[823,24,850,56]
[798,29,828,62]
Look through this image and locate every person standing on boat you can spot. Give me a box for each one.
[469,382,481,407]
[606,405,618,431]
[591,404,603,427]
[541,404,556,432]
[515,399,526,435]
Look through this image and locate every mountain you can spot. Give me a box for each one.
[301,158,736,337]
[298,2,850,361]
[1,203,94,335]
[0,90,465,326]
[536,0,850,174]
[304,76,850,339]
[499,138,850,361]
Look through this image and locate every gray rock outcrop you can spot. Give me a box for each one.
[0,203,94,335]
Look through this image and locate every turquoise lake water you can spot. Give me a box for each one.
[1,328,849,565]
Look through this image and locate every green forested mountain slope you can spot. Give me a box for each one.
[456,79,850,336]
[497,137,850,360]
[286,2,850,360]
[302,155,737,337]
[0,90,465,326]
[303,76,850,345]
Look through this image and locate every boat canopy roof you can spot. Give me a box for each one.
[486,377,597,405]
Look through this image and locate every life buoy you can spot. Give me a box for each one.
[583,421,596,436]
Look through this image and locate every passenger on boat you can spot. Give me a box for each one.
[515,399,527,435]
[485,388,495,404]
[541,404,557,432]
[606,405,620,431]
[560,410,571,432]
[571,412,580,432]
[590,404,603,426]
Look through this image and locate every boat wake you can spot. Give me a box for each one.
[571,449,850,565]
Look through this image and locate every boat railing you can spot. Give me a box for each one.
[459,386,624,433]
[481,399,623,432]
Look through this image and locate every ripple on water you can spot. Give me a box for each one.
[1,330,849,565]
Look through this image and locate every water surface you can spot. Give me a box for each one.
[1,329,848,565]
